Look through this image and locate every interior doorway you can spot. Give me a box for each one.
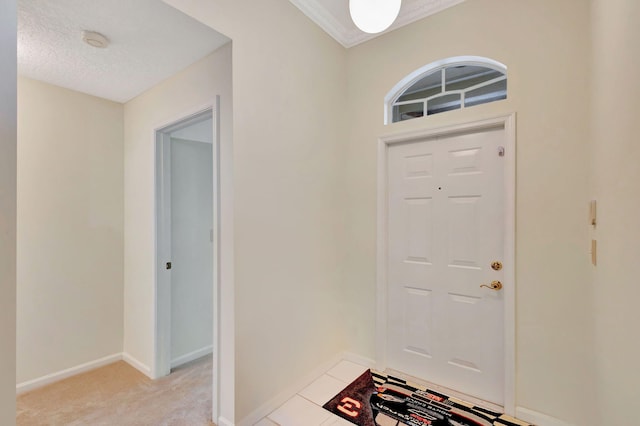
[154,106,219,416]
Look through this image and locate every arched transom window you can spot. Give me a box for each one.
[385,56,507,124]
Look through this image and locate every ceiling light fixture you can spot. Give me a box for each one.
[82,30,109,48]
[349,0,402,34]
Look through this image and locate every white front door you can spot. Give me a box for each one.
[386,126,506,405]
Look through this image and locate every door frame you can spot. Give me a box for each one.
[376,113,516,415]
[153,98,225,422]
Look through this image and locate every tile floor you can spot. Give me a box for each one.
[254,359,369,426]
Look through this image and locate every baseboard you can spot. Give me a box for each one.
[516,407,573,426]
[122,352,152,378]
[340,351,376,369]
[16,353,122,394]
[238,351,347,426]
[217,417,234,426]
[171,345,213,369]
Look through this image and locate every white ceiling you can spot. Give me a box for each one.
[18,0,229,103]
[18,0,465,103]
[289,0,466,48]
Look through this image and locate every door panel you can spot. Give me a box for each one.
[387,127,505,405]
[403,287,433,358]
[405,198,433,264]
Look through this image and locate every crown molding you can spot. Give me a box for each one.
[288,0,351,47]
[289,0,466,48]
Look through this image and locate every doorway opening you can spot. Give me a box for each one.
[154,105,220,417]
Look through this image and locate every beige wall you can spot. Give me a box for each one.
[2,1,635,424]
[345,1,595,424]
[123,43,233,418]
[16,77,124,384]
[591,0,640,424]
[0,0,17,423]
[163,0,349,421]
[163,0,606,423]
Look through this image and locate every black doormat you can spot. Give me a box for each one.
[323,370,534,426]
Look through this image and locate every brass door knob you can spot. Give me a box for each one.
[480,280,503,291]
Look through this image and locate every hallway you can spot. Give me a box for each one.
[17,355,213,426]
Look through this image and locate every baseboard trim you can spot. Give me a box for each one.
[122,352,152,378]
[171,345,213,369]
[16,353,123,394]
[340,351,376,369]
[238,351,373,426]
[217,417,234,426]
[516,407,573,426]
[238,352,348,426]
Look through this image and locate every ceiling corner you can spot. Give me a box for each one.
[289,0,467,49]
[289,0,352,48]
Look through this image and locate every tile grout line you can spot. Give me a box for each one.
[259,361,366,426]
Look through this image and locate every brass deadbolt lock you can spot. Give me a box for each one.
[491,261,503,271]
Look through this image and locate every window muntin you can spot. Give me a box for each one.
[464,79,507,108]
[427,93,462,115]
[392,103,424,122]
[387,58,507,124]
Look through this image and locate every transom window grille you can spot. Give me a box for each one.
[386,57,507,124]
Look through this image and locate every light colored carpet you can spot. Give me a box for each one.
[17,355,215,426]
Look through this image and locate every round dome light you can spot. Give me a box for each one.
[349,0,402,34]
[82,31,109,49]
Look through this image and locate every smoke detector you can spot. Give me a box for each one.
[82,31,109,48]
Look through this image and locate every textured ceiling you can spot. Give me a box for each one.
[18,0,229,103]
[289,0,466,48]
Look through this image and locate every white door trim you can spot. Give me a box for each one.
[153,97,233,423]
[376,113,516,415]
[156,128,173,378]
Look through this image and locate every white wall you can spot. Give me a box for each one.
[162,0,349,421]
[0,0,17,423]
[123,42,233,417]
[170,137,213,363]
[345,1,595,424]
[16,77,124,384]
[591,0,640,424]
